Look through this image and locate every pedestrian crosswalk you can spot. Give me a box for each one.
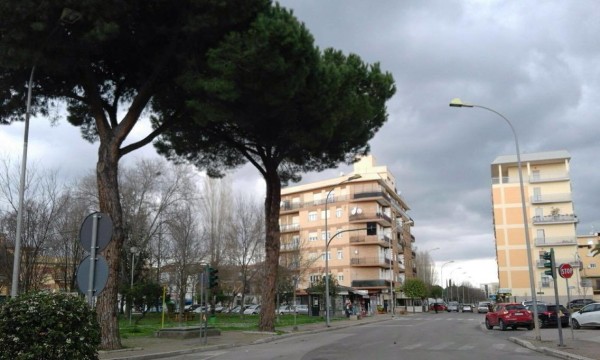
[392,316,480,322]
[396,341,532,353]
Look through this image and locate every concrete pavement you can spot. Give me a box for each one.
[99,312,600,360]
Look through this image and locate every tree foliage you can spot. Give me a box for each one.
[155,4,395,331]
[402,278,428,300]
[0,0,269,349]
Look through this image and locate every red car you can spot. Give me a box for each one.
[485,303,533,331]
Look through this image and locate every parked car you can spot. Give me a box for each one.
[526,304,570,328]
[243,304,261,314]
[477,301,491,313]
[571,303,600,329]
[522,300,546,307]
[462,304,473,313]
[567,298,595,311]
[447,301,459,312]
[293,304,309,315]
[226,305,243,314]
[485,303,533,331]
[278,305,292,314]
[430,303,447,312]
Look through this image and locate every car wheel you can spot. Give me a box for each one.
[527,323,533,330]
[572,319,581,329]
[499,319,507,331]
[485,318,493,330]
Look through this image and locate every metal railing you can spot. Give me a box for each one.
[534,236,577,246]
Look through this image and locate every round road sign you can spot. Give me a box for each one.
[76,255,109,296]
[80,212,113,253]
[559,263,573,279]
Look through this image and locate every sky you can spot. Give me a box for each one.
[2,0,600,288]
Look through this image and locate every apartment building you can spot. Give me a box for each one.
[491,150,579,302]
[279,156,414,312]
[575,234,600,300]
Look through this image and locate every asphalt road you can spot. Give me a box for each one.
[167,312,558,360]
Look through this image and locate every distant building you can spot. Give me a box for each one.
[279,155,415,314]
[575,234,600,300]
[491,150,582,302]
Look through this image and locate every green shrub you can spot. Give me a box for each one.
[0,291,100,360]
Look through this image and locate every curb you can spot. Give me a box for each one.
[508,337,595,360]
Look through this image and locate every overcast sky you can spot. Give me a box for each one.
[2,0,599,287]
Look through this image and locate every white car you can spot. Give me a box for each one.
[243,304,261,314]
[571,303,600,329]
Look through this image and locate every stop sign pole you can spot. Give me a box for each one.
[559,263,574,341]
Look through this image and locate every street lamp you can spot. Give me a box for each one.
[450,98,540,339]
[448,267,462,302]
[324,174,361,327]
[129,246,140,325]
[440,260,454,302]
[10,8,82,298]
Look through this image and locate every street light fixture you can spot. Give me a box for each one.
[440,260,454,302]
[10,8,82,298]
[324,174,361,327]
[449,97,541,340]
[129,246,140,325]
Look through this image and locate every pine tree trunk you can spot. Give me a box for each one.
[258,169,281,331]
[95,142,124,350]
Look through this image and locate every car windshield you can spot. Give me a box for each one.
[546,305,567,312]
[505,304,526,311]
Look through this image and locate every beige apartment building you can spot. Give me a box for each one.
[491,150,582,303]
[279,156,414,312]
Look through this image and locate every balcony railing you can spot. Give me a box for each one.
[530,172,570,183]
[353,191,391,202]
[530,193,572,204]
[532,214,578,224]
[280,223,300,232]
[350,257,390,267]
[351,279,389,288]
[536,260,582,268]
[280,242,300,252]
[349,212,392,224]
[534,236,577,246]
[349,235,390,247]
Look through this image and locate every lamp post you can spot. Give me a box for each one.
[440,260,454,302]
[324,174,361,326]
[449,98,541,340]
[129,246,139,325]
[10,8,82,298]
[448,267,462,302]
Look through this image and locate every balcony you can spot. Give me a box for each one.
[529,172,570,183]
[349,235,390,247]
[350,257,390,267]
[280,201,303,213]
[280,242,300,252]
[530,193,572,204]
[348,212,392,226]
[352,190,391,206]
[537,260,582,268]
[532,214,578,225]
[351,279,389,288]
[280,223,300,233]
[534,236,577,246]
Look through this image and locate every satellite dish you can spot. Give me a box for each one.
[351,207,357,215]
[356,208,363,214]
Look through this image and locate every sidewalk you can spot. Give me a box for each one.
[510,329,600,360]
[99,313,391,360]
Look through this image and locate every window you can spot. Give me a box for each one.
[321,210,330,220]
[337,250,343,259]
[336,208,343,218]
[308,211,317,221]
[321,251,331,260]
[309,252,318,260]
[321,231,330,240]
[337,274,344,282]
[309,275,320,284]
[590,263,597,269]
[309,232,318,242]
[541,276,551,288]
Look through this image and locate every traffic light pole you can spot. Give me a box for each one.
[550,251,564,347]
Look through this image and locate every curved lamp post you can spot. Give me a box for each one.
[440,260,454,302]
[324,174,362,327]
[449,98,540,340]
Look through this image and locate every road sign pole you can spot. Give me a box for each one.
[87,213,99,306]
[551,251,564,347]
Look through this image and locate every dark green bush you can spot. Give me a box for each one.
[0,291,100,360]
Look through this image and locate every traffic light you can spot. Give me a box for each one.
[543,248,556,278]
[366,222,377,235]
[208,267,219,288]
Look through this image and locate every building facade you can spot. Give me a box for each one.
[279,156,415,312]
[491,150,580,302]
[575,234,600,300]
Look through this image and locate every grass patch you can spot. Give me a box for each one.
[118,312,332,338]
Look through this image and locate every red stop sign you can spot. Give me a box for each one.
[559,263,573,279]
